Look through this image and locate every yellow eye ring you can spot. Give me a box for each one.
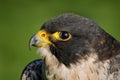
[52,31,72,41]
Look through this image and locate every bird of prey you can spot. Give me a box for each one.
[21,13,120,80]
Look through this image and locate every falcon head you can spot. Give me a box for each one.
[29,13,120,67]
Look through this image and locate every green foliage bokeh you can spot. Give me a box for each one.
[0,0,120,80]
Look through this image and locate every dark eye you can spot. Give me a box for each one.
[59,31,69,39]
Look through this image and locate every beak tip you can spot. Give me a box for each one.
[29,42,33,51]
[29,34,39,50]
[29,44,32,51]
[29,34,36,50]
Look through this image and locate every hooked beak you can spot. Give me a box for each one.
[29,30,52,50]
[29,34,39,50]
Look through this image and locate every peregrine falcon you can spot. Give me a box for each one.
[21,13,120,80]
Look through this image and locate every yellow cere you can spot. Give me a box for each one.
[36,30,53,47]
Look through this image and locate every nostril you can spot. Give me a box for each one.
[41,33,46,37]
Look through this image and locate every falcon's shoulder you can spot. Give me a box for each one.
[20,59,45,80]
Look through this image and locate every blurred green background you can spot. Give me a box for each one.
[0,0,120,80]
